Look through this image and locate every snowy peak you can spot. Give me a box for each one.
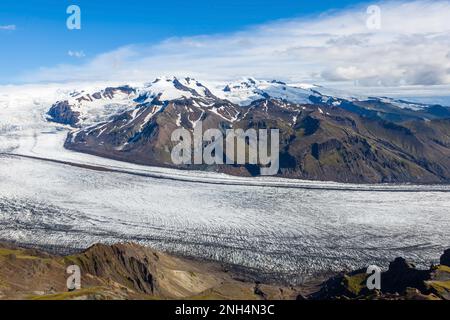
[69,85,136,105]
[47,76,450,130]
[138,77,216,103]
[374,97,429,111]
[219,78,317,106]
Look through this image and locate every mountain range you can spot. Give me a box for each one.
[47,77,450,184]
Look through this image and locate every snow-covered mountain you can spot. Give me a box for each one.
[48,76,449,129]
[45,76,450,183]
[47,85,137,127]
[218,78,315,105]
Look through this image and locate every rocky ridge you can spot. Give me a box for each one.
[0,242,449,300]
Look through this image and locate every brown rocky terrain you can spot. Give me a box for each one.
[0,242,301,300]
[0,242,449,300]
[65,98,450,184]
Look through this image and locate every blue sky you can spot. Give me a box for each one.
[0,0,365,83]
[1,0,450,98]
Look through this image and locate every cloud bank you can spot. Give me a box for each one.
[19,1,450,93]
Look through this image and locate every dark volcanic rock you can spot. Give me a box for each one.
[310,268,369,299]
[311,249,450,300]
[47,101,80,126]
[440,249,450,267]
[381,257,430,294]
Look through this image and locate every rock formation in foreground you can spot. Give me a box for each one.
[0,242,448,300]
[0,242,299,300]
[312,249,450,300]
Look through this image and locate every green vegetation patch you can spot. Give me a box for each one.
[29,286,104,300]
[0,248,41,260]
[343,273,368,296]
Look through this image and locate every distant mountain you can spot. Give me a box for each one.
[47,77,450,184]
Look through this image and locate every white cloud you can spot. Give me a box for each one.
[18,1,450,96]
[0,25,16,31]
[68,50,86,58]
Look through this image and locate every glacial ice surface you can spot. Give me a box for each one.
[0,84,449,284]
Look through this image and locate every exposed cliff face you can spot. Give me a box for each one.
[47,101,80,127]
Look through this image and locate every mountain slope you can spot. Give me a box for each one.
[0,242,299,300]
[47,77,450,183]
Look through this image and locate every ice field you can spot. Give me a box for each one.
[1,84,449,283]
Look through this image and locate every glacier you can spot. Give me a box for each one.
[0,83,449,284]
